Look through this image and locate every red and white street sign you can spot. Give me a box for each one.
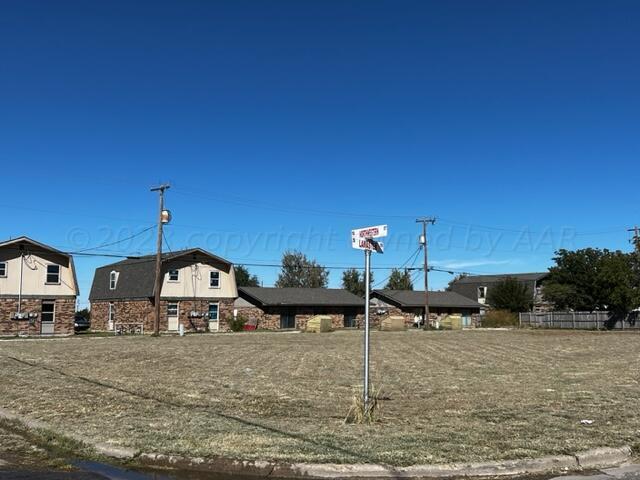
[351,224,388,240]
[352,237,384,253]
[351,225,387,252]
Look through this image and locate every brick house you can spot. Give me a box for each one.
[371,289,483,327]
[447,272,550,312]
[0,236,79,336]
[89,248,237,333]
[235,287,365,330]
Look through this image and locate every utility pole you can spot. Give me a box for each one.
[416,217,436,330]
[151,184,170,336]
[628,226,640,252]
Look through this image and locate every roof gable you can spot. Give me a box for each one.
[0,236,79,296]
[0,236,70,258]
[89,248,232,301]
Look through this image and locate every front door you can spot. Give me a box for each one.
[167,302,179,331]
[108,303,115,330]
[280,308,296,329]
[344,308,357,328]
[208,303,219,332]
[41,300,55,335]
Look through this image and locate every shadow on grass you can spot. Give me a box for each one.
[5,355,405,473]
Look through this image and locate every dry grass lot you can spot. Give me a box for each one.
[1,330,639,467]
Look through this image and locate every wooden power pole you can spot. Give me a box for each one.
[629,226,640,252]
[151,184,170,336]
[416,217,436,330]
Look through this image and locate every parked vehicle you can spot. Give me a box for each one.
[74,314,90,332]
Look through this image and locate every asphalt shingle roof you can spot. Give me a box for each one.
[452,272,548,284]
[372,289,484,309]
[89,248,231,301]
[238,287,364,307]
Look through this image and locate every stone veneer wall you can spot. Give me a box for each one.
[235,306,368,330]
[0,297,75,336]
[372,306,481,328]
[209,304,481,331]
[90,298,235,333]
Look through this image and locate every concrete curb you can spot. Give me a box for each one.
[0,407,634,478]
[575,447,634,470]
[0,406,139,460]
[135,449,635,479]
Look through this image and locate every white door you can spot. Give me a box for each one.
[41,300,55,335]
[167,302,179,331]
[208,303,219,332]
[108,303,115,330]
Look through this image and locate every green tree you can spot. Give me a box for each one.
[543,248,605,311]
[341,268,374,297]
[234,265,260,287]
[597,250,638,315]
[275,250,329,288]
[486,277,532,312]
[543,248,640,314]
[76,307,90,319]
[385,269,413,290]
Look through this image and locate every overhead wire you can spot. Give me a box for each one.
[72,225,156,253]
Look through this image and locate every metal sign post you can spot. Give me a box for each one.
[363,247,371,409]
[352,225,387,410]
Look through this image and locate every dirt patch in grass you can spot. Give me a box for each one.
[0,330,639,466]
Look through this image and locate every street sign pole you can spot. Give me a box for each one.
[363,247,371,410]
[351,224,387,414]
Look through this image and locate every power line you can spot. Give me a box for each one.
[372,247,422,288]
[0,244,495,276]
[171,188,417,220]
[435,217,629,237]
[162,230,173,254]
[0,200,632,238]
[72,225,156,253]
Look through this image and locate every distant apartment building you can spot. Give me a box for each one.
[447,272,550,311]
[89,248,238,333]
[0,237,79,336]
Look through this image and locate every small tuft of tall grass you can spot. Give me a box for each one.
[345,384,383,424]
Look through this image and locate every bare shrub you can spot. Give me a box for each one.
[482,309,518,327]
[345,384,382,424]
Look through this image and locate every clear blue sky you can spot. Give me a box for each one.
[1,0,639,308]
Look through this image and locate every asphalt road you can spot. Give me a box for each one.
[1,464,640,480]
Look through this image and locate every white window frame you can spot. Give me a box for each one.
[477,286,487,299]
[167,302,179,317]
[0,262,6,277]
[209,270,220,289]
[167,269,180,282]
[46,264,60,285]
[109,270,118,290]
[208,302,219,321]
